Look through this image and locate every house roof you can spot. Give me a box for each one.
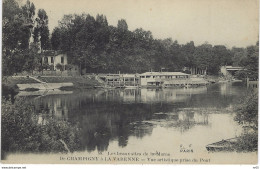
[140,72,190,76]
[41,50,65,57]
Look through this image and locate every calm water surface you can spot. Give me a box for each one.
[32,83,245,149]
[9,82,257,163]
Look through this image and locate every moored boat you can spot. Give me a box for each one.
[206,137,239,151]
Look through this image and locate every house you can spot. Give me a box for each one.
[40,51,79,76]
[42,51,67,70]
[139,72,190,87]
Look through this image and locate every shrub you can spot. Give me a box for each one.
[56,63,64,71]
[235,91,258,129]
[1,99,83,159]
[234,91,258,151]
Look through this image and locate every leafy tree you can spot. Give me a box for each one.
[234,91,258,152]
[1,99,83,158]
[51,27,63,50]
[117,19,128,31]
[2,0,39,76]
[20,0,35,49]
[244,42,259,80]
[234,42,259,80]
[23,42,41,74]
[34,9,50,51]
[50,12,257,75]
[231,47,247,66]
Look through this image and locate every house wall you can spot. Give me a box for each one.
[42,54,68,70]
[40,53,80,76]
[220,66,228,76]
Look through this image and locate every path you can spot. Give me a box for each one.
[28,76,45,83]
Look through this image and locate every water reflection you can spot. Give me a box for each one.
[21,83,246,153]
[153,110,209,133]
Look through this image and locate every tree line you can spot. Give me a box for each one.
[3,0,50,76]
[2,0,259,79]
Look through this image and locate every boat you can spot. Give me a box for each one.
[206,137,239,151]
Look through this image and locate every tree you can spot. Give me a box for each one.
[181,41,195,69]
[96,14,108,27]
[117,19,128,31]
[231,47,247,66]
[211,45,232,74]
[23,42,41,74]
[51,28,61,50]
[3,0,23,51]
[235,42,259,80]
[193,43,213,74]
[234,91,258,151]
[2,0,36,76]
[20,0,35,49]
[244,42,259,80]
[34,9,50,51]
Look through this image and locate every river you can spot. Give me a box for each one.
[5,82,257,164]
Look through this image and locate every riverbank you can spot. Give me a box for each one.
[2,75,103,91]
[38,76,102,90]
[2,74,237,92]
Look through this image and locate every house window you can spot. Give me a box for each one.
[61,57,64,64]
[51,57,54,64]
[44,57,48,64]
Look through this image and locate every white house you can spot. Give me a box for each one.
[42,53,68,70]
[39,51,79,76]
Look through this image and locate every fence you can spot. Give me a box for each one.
[16,70,79,77]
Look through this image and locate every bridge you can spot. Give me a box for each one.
[220,66,245,77]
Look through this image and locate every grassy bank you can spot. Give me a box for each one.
[2,76,41,101]
[2,75,103,91]
[37,76,102,89]
[2,76,40,88]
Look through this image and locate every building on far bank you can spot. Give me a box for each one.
[220,66,244,77]
[41,51,68,70]
[139,72,190,87]
[39,51,79,76]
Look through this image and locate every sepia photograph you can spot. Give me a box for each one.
[1,0,259,165]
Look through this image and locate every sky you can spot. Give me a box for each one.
[27,0,259,48]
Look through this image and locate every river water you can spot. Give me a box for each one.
[5,82,258,164]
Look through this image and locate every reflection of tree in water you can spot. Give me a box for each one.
[32,94,163,152]
[74,103,157,152]
[129,122,154,138]
[156,110,209,133]
[80,113,111,152]
[28,84,244,152]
